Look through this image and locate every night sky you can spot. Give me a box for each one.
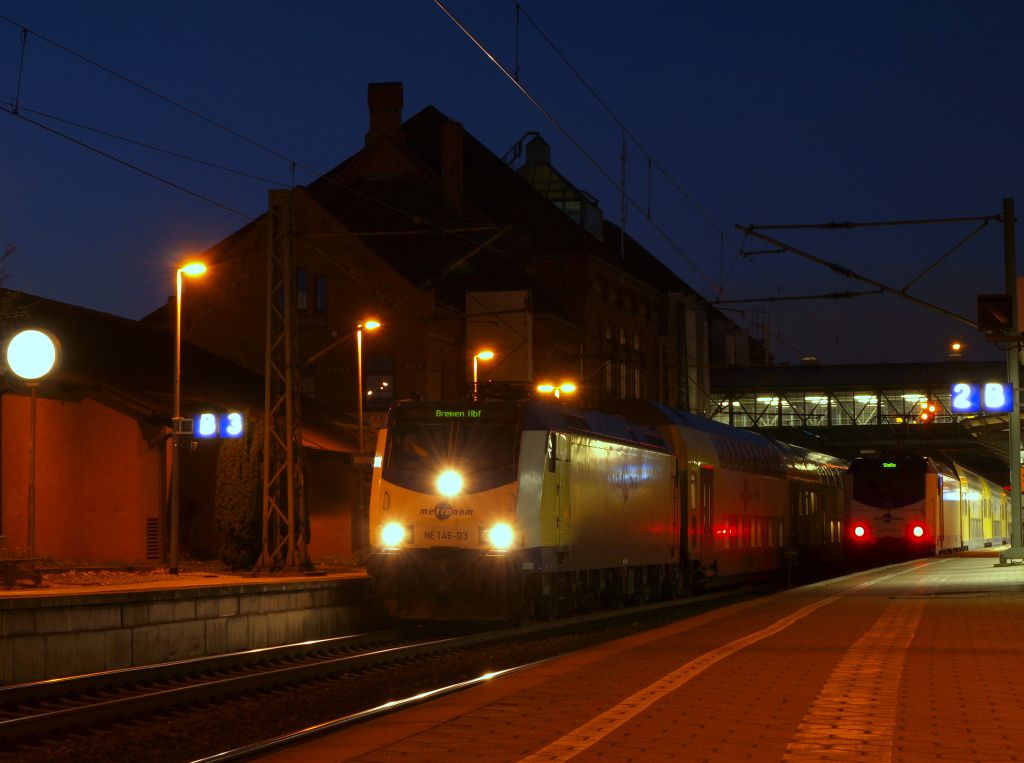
[1,1,1021,365]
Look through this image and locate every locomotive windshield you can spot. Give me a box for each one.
[849,456,926,508]
[382,405,521,493]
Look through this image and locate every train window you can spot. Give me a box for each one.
[388,423,450,468]
[454,423,517,468]
[547,432,557,472]
[850,458,926,508]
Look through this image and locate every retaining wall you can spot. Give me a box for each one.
[0,577,370,684]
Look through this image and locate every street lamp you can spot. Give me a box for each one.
[5,329,60,558]
[537,381,577,399]
[473,350,495,401]
[356,320,381,454]
[170,261,206,575]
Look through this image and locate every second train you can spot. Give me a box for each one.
[845,451,1010,562]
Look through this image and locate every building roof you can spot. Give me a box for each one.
[1,291,355,452]
[305,103,690,318]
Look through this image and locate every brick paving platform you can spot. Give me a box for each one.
[257,551,1024,762]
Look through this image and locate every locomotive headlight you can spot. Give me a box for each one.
[380,522,406,548]
[488,522,515,550]
[436,469,463,498]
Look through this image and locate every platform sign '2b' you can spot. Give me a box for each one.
[950,383,1012,414]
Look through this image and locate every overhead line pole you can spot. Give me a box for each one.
[1000,197,1023,564]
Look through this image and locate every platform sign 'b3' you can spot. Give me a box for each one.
[194,412,244,438]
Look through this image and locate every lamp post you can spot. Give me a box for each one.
[536,381,577,400]
[356,320,381,454]
[170,261,206,575]
[472,350,495,401]
[5,329,60,558]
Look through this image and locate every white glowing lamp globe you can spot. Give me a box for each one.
[6,329,60,380]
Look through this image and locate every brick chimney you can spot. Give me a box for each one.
[366,82,404,146]
[440,119,464,214]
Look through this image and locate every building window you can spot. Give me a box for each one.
[364,355,395,409]
[619,363,627,399]
[365,375,393,406]
[296,268,308,312]
[314,276,327,313]
[605,361,612,392]
[301,370,316,399]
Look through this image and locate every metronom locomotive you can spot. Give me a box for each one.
[366,399,847,620]
[845,451,1010,561]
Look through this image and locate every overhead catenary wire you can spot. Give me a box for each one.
[2,105,258,221]
[514,2,742,251]
[433,0,722,297]
[16,105,290,186]
[0,13,503,250]
[0,13,295,167]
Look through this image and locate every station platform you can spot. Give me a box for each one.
[0,566,371,684]
[259,551,1024,762]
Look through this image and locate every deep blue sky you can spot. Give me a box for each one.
[1,1,1021,365]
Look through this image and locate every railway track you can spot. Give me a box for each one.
[0,627,446,745]
[0,588,767,761]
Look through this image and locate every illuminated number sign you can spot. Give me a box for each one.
[193,412,245,438]
[950,383,1011,414]
[983,383,1012,413]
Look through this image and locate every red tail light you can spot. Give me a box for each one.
[852,524,868,539]
[911,524,926,539]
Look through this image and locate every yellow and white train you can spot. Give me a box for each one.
[367,399,846,620]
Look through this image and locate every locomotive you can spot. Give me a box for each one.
[366,399,846,620]
[845,451,1010,561]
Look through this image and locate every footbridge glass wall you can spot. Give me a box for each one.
[710,388,957,429]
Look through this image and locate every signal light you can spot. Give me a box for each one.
[918,401,938,423]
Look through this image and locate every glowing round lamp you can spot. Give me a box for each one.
[6,329,60,380]
[436,469,464,497]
